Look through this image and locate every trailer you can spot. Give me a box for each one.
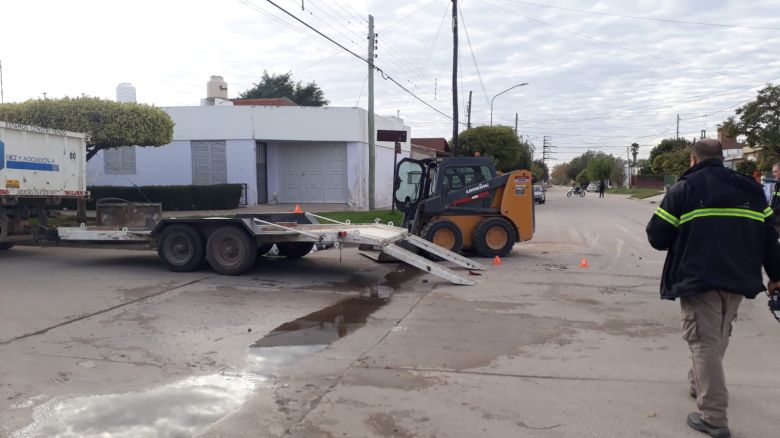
[45,210,486,285]
[1,122,485,285]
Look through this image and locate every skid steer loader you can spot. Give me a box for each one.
[393,157,534,258]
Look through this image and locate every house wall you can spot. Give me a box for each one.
[87,105,411,210]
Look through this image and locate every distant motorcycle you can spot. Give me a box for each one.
[567,187,586,197]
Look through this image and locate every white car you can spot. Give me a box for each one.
[586,182,599,192]
[533,184,546,204]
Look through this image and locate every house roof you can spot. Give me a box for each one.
[230,97,299,107]
[411,138,450,153]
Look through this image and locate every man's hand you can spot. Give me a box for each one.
[767,280,780,296]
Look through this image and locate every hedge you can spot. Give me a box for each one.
[61,184,243,211]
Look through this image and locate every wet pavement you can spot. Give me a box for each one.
[3,188,780,437]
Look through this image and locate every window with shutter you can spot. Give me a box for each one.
[104,146,137,174]
[191,141,227,185]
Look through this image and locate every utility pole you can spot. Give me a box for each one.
[514,113,518,135]
[626,146,631,189]
[451,0,459,155]
[466,90,472,129]
[0,59,4,103]
[367,15,376,211]
[676,114,680,139]
[542,136,552,165]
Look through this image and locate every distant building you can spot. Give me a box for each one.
[410,138,452,159]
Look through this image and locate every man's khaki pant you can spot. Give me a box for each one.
[681,291,743,428]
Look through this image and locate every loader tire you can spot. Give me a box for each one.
[421,220,463,253]
[157,225,204,272]
[0,243,14,250]
[206,226,257,275]
[472,217,516,258]
[277,242,314,258]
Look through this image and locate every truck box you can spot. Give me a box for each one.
[0,121,87,202]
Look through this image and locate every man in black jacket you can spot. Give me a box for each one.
[770,162,780,216]
[646,139,780,438]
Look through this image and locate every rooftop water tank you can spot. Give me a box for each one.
[207,76,228,99]
[116,83,137,103]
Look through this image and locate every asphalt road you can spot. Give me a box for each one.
[1,188,779,437]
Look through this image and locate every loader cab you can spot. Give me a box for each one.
[394,157,498,228]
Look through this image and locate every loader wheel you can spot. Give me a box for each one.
[421,220,463,253]
[472,217,516,258]
[0,242,14,250]
[206,226,257,275]
[277,242,315,258]
[157,225,204,272]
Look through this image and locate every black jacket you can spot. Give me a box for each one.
[771,180,780,216]
[646,159,780,300]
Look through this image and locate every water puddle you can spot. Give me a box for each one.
[13,374,262,438]
[14,293,392,438]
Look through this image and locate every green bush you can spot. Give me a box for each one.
[61,184,243,211]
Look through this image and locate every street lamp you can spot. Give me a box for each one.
[490,83,528,126]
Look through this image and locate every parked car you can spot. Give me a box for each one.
[533,184,546,204]
[586,182,599,192]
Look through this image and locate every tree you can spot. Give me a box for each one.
[565,150,596,181]
[0,97,174,161]
[586,153,617,182]
[457,126,531,172]
[611,157,626,187]
[530,159,549,182]
[550,163,570,185]
[630,143,639,165]
[647,138,691,175]
[724,83,780,156]
[653,146,690,177]
[240,71,328,106]
[736,160,758,176]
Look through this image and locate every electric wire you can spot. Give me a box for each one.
[459,5,491,107]
[476,0,753,83]
[500,0,780,31]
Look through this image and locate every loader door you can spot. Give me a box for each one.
[394,158,426,214]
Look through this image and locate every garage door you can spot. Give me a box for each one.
[280,143,347,203]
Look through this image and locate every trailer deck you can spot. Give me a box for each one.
[49,213,487,285]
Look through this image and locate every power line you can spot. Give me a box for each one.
[500,0,780,31]
[476,0,753,83]
[459,6,490,107]
[263,0,460,124]
[378,0,440,33]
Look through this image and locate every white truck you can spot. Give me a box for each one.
[0,122,484,285]
[0,121,88,249]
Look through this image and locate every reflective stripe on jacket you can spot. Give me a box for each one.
[646,159,780,300]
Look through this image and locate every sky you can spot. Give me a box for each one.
[1,0,779,165]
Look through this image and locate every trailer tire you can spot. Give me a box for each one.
[0,243,14,251]
[277,242,314,258]
[421,220,463,253]
[206,226,257,275]
[472,217,516,258]
[157,225,204,272]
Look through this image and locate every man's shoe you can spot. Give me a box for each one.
[687,412,731,438]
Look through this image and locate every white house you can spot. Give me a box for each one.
[87,105,411,210]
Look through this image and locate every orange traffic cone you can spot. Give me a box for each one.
[579,257,590,268]
[493,255,502,266]
[293,204,303,213]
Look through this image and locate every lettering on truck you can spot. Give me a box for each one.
[3,154,60,171]
[465,183,489,194]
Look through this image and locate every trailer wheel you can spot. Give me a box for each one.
[0,243,14,251]
[421,220,463,253]
[277,242,314,258]
[472,217,516,258]
[157,225,204,272]
[256,244,273,257]
[206,226,257,275]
